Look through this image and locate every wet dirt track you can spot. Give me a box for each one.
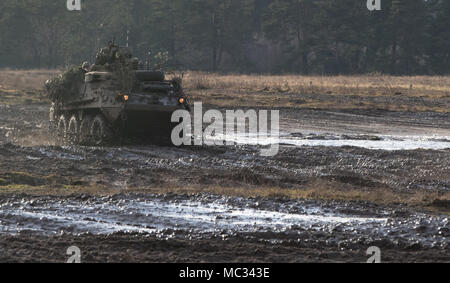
[0,104,449,262]
[0,193,448,263]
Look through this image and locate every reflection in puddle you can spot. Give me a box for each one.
[208,133,450,151]
[0,197,386,236]
[0,195,448,250]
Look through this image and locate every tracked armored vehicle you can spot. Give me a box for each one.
[46,44,189,145]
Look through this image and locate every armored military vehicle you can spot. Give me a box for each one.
[46,43,189,146]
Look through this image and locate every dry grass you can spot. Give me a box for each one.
[0,69,59,104]
[4,69,450,98]
[1,182,448,214]
[1,69,449,112]
[182,72,450,112]
[0,69,60,91]
[184,72,450,97]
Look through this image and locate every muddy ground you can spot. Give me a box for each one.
[0,102,449,263]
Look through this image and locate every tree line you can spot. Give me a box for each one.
[0,0,449,75]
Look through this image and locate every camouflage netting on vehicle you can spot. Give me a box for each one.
[111,51,137,93]
[46,67,85,102]
[46,45,164,103]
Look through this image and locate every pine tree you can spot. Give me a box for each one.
[186,0,255,71]
[263,0,318,74]
[0,0,443,74]
[388,0,428,74]
[428,0,450,73]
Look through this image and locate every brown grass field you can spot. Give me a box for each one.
[183,72,450,112]
[1,69,450,112]
[184,71,450,97]
[0,69,57,104]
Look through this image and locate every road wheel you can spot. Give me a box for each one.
[90,114,112,146]
[67,115,79,145]
[56,115,68,145]
[79,115,93,145]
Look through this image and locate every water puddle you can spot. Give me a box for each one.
[208,133,450,151]
[0,197,383,235]
[0,195,447,248]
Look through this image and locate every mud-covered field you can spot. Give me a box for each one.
[0,102,449,263]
